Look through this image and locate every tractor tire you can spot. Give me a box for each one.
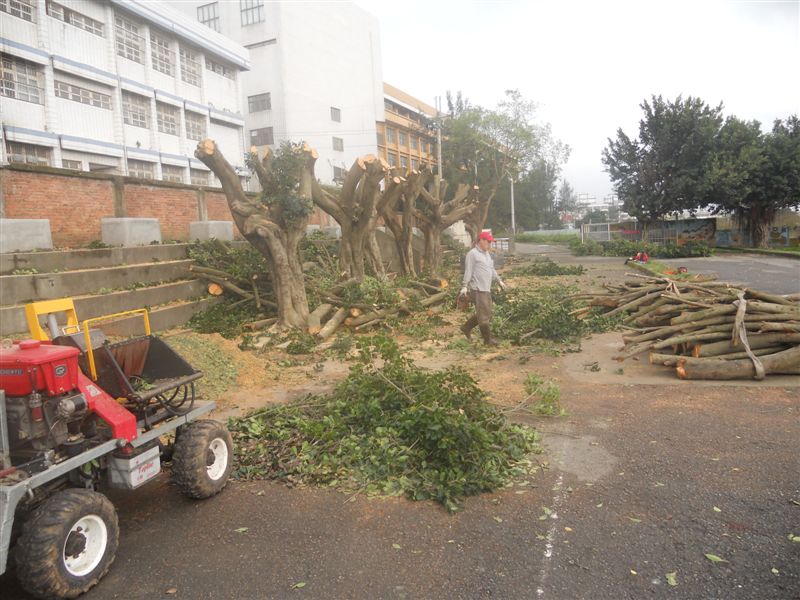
[171,419,233,499]
[15,489,118,600]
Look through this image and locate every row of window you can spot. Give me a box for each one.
[5,141,213,184]
[197,0,266,31]
[383,128,434,153]
[247,129,344,153]
[0,0,237,86]
[386,153,423,171]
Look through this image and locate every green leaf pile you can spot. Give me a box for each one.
[228,335,540,512]
[493,286,622,344]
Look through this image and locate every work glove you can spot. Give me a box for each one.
[459,286,468,297]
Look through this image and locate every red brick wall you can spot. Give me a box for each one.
[204,191,242,239]
[1,169,115,247]
[124,184,199,241]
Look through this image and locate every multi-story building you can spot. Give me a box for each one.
[0,0,250,185]
[178,0,383,185]
[378,83,438,173]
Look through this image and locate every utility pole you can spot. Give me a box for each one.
[435,96,443,177]
[509,174,515,235]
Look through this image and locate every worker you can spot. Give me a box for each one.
[459,231,507,346]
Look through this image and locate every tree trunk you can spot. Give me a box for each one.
[194,139,311,329]
[676,346,800,380]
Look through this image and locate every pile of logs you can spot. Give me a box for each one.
[571,274,800,380]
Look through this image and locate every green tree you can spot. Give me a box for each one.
[557,180,578,215]
[602,95,723,228]
[710,115,800,247]
[443,90,568,239]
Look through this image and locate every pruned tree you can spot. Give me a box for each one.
[195,139,314,328]
[311,155,389,280]
[413,171,479,274]
[377,168,421,277]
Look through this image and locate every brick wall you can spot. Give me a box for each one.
[0,166,245,246]
[1,169,115,247]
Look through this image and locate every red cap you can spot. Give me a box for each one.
[478,231,494,242]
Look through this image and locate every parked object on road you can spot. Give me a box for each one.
[570,275,800,380]
[0,298,232,599]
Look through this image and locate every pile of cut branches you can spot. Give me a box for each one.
[493,286,622,344]
[228,336,540,512]
[572,274,800,380]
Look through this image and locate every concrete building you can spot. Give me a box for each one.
[378,83,438,173]
[0,0,250,185]
[177,1,383,186]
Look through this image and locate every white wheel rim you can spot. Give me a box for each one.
[63,514,108,577]
[207,437,229,481]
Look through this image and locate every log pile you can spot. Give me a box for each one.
[572,274,800,380]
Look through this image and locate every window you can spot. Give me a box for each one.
[411,158,419,171]
[250,127,273,146]
[1,54,43,104]
[185,111,206,141]
[162,164,184,183]
[333,166,345,182]
[150,34,174,76]
[332,137,344,152]
[156,102,178,135]
[61,159,82,170]
[115,16,144,64]
[54,80,111,109]
[190,169,209,186]
[127,159,154,179]
[387,152,397,167]
[410,136,418,151]
[179,47,200,86]
[6,142,50,165]
[0,0,34,22]
[205,58,235,80]
[197,2,220,32]
[47,2,103,36]
[386,128,395,144]
[398,132,407,146]
[240,0,264,25]
[330,106,341,122]
[122,91,150,128]
[399,155,408,169]
[248,92,270,112]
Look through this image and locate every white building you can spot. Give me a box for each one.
[177,1,383,184]
[0,0,250,184]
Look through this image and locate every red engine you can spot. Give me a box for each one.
[0,340,80,396]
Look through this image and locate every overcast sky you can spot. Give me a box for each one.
[356,0,799,201]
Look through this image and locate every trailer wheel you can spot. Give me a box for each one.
[15,489,118,599]
[172,419,233,499]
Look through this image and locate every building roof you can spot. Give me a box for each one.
[111,0,250,70]
[383,83,437,118]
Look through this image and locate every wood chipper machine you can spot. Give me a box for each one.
[0,299,233,599]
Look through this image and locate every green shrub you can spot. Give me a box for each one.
[229,335,540,512]
[568,238,712,258]
[515,231,579,244]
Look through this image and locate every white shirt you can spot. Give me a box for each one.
[463,246,500,292]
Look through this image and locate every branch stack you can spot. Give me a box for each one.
[571,274,800,380]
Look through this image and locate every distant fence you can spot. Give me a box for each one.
[581,216,800,248]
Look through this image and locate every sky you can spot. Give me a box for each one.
[356,0,800,201]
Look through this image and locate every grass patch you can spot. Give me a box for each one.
[515,232,579,244]
[228,335,540,512]
[508,259,585,277]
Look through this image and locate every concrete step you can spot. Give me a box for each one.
[98,297,222,337]
[0,259,193,306]
[0,279,208,336]
[0,244,192,275]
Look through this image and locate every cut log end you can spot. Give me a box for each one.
[198,138,216,155]
[207,282,224,296]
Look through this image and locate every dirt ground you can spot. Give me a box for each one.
[2,250,798,599]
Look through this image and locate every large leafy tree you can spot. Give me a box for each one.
[602,95,723,228]
[443,90,567,240]
[710,115,800,247]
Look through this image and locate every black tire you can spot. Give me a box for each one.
[171,419,233,499]
[15,489,118,600]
